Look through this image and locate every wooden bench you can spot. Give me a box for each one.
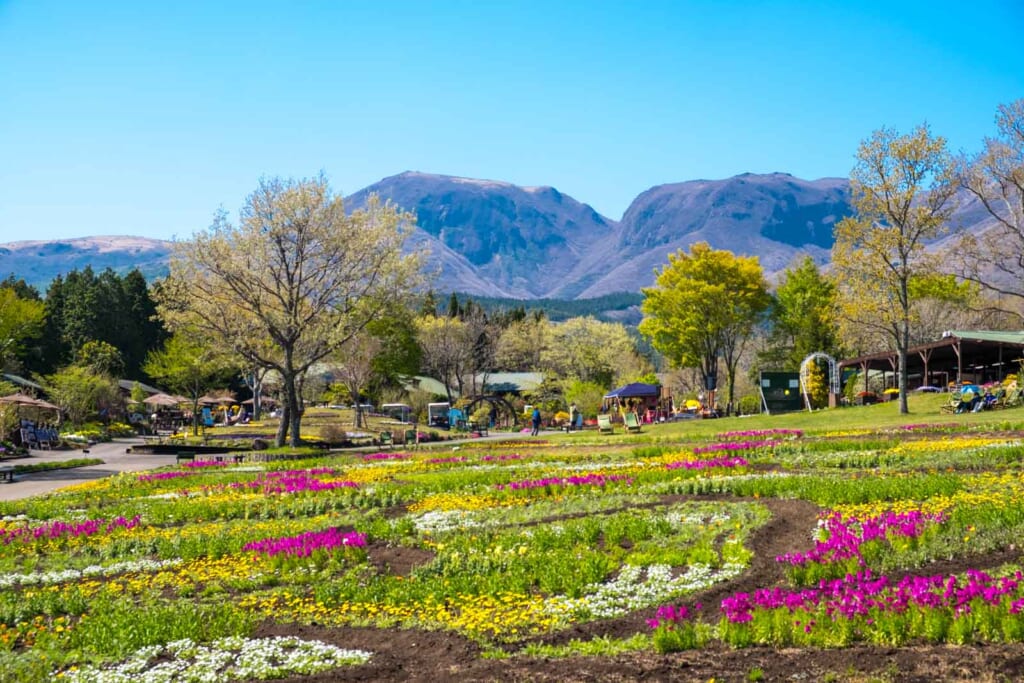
[176,451,196,464]
[0,466,15,482]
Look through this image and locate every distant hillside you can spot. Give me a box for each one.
[576,173,849,297]
[346,171,620,299]
[448,291,644,324]
[0,236,172,292]
[1,170,1001,299]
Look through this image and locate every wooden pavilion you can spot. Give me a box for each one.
[838,330,1024,393]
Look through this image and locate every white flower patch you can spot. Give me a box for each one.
[0,513,29,522]
[557,561,747,619]
[0,558,184,589]
[59,635,371,682]
[412,509,486,534]
[661,510,731,527]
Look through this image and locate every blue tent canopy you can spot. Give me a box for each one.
[604,382,661,399]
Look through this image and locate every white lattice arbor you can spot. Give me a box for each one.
[799,352,841,411]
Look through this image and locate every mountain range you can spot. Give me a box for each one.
[0,171,992,298]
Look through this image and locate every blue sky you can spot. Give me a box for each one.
[1,0,1021,242]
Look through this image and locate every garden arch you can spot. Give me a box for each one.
[462,395,521,428]
[799,352,840,411]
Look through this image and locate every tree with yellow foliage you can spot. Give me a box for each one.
[832,125,957,414]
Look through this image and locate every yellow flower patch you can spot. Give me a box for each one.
[409,492,526,513]
[888,436,1020,455]
[834,472,1024,519]
[240,589,583,640]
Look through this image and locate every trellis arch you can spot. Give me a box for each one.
[462,395,521,428]
[799,352,841,412]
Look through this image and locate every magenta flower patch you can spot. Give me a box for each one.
[665,456,748,471]
[495,473,633,491]
[243,528,367,558]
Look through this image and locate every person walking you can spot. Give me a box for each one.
[568,403,578,432]
[531,406,541,436]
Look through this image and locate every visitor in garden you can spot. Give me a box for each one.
[956,384,981,413]
[568,403,578,432]
[531,406,541,436]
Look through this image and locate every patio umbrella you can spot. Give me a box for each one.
[0,392,44,406]
[143,393,181,407]
[0,393,60,411]
[29,397,60,411]
[242,396,277,405]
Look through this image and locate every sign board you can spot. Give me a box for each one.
[758,372,803,414]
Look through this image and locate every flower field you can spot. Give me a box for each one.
[4,405,1024,681]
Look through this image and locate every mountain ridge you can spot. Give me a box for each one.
[0,170,990,298]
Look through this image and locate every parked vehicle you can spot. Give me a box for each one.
[427,402,451,429]
[381,403,412,423]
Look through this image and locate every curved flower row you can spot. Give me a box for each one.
[494,473,632,491]
[694,441,778,455]
[665,456,748,471]
[776,510,946,568]
[721,569,1024,624]
[215,470,359,495]
[716,429,803,439]
[0,515,141,545]
[243,528,367,558]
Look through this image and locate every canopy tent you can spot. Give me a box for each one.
[603,382,661,399]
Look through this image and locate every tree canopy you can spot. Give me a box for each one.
[832,124,957,414]
[155,174,423,446]
[760,256,842,370]
[143,333,237,435]
[0,286,45,371]
[639,242,770,412]
[955,99,1024,312]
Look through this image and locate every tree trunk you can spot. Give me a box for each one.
[899,317,910,414]
[282,371,302,448]
[275,400,289,447]
[899,275,910,415]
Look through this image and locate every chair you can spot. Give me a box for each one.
[19,427,41,450]
[997,386,1022,409]
[379,430,393,450]
[597,414,614,435]
[624,411,642,434]
[940,391,962,414]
